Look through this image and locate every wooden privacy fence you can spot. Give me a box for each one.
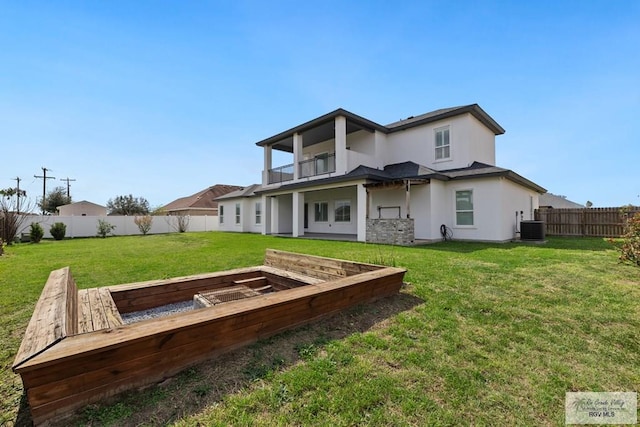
[535,207,640,237]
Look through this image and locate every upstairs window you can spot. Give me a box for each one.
[455,190,474,226]
[235,203,241,224]
[314,202,328,222]
[435,126,450,160]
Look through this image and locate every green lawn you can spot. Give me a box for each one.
[1,233,638,426]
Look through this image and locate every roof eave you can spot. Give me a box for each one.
[389,104,505,135]
[255,108,388,147]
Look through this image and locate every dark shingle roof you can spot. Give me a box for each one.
[385,104,505,135]
[215,184,262,200]
[256,161,545,194]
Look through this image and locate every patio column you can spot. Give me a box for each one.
[405,180,411,218]
[357,183,367,242]
[293,133,303,180]
[335,116,347,174]
[270,196,279,235]
[292,191,304,237]
[261,195,271,235]
[263,145,272,185]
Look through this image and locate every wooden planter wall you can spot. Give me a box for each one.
[13,249,406,425]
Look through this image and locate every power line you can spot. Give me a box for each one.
[34,167,55,214]
[60,177,76,199]
[12,177,22,214]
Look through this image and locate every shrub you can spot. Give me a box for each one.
[134,215,153,235]
[50,222,67,240]
[30,222,44,243]
[612,212,640,266]
[96,219,116,238]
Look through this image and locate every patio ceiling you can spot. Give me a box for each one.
[256,108,385,153]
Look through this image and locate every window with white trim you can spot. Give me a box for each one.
[314,202,328,222]
[435,126,450,160]
[455,190,474,226]
[334,200,351,222]
[235,203,241,224]
[255,202,261,224]
[219,205,224,224]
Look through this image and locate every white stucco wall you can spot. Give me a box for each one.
[217,200,242,232]
[276,193,293,234]
[436,177,539,242]
[303,187,357,234]
[385,113,497,171]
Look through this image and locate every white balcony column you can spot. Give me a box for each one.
[261,195,271,235]
[357,183,367,242]
[335,116,347,174]
[293,132,303,180]
[292,191,304,237]
[270,196,279,235]
[263,145,272,185]
[405,180,411,218]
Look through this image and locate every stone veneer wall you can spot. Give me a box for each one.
[366,218,415,246]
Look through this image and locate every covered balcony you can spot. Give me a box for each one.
[257,109,387,186]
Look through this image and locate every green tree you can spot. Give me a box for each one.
[106,194,150,216]
[39,186,71,214]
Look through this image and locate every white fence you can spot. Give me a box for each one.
[18,215,219,239]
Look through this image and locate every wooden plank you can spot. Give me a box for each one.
[260,266,325,285]
[66,273,78,336]
[13,267,77,369]
[87,289,109,331]
[264,249,381,280]
[233,276,267,287]
[98,288,124,329]
[77,289,92,334]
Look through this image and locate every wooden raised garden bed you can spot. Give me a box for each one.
[13,249,406,425]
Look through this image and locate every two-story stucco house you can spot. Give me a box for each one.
[217,104,545,244]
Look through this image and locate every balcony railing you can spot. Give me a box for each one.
[299,153,336,178]
[268,163,294,184]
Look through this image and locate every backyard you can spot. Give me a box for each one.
[0,232,638,426]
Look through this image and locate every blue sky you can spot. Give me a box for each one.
[1,1,639,208]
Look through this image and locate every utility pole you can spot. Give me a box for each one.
[60,177,76,199]
[34,167,55,214]
[12,176,22,214]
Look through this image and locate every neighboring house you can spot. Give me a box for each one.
[217,104,546,243]
[57,200,107,216]
[539,193,585,209]
[163,184,243,216]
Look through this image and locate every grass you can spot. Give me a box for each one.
[1,232,638,426]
